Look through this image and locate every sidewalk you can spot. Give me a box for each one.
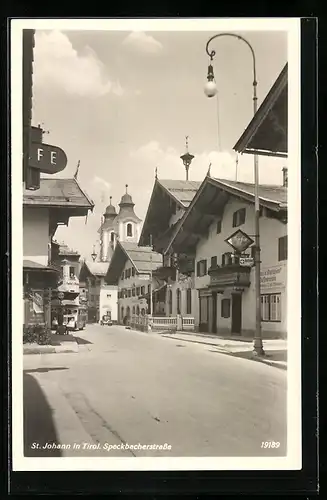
[23,334,79,355]
[160,331,287,370]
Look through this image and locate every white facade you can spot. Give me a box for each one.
[194,198,287,338]
[117,258,155,322]
[99,285,118,322]
[118,218,141,244]
[23,207,49,266]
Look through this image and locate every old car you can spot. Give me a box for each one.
[100,313,112,326]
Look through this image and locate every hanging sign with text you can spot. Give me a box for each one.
[29,142,68,174]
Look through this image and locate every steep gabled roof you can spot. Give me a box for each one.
[79,261,109,280]
[23,259,59,274]
[138,178,201,247]
[105,241,162,285]
[158,179,201,207]
[23,178,94,210]
[234,63,288,157]
[165,175,287,255]
[210,178,287,207]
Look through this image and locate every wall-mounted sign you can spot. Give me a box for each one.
[225,229,254,253]
[29,142,67,174]
[138,274,151,281]
[260,264,286,290]
[239,257,254,267]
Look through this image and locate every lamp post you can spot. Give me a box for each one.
[204,33,264,356]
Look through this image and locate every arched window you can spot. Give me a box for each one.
[141,308,145,316]
[186,288,192,314]
[126,306,130,318]
[136,305,140,316]
[110,232,115,243]
[176,288,181,315]
[132,306,135,315]
[168,289,173,315]
[121,307,124,319]
[127,223,133,237]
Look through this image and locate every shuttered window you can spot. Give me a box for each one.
[196,259,207,277]
[211,256,217,268]
[232,208,246,227]
[261,294,281,322]
[278,236,287,261]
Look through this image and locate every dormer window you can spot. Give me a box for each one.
[127,223,133,237]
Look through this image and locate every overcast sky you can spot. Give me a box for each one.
[31,26,288,259]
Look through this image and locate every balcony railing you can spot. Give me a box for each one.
[128,315,195,332]
[208,264,251,289]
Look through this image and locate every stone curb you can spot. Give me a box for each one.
[23,343,79,355]
[161,335,287,370]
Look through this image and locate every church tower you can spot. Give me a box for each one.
[116,184,142,243]
[98,196,118,262]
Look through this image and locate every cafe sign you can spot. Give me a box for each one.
[225,229,254,254]
[260,264,286,290]
[29,142,68,174]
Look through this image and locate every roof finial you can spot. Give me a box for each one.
[207,163,212,177]
[91,245,97,262]
[185,135,189,152]
[235,153,239,181]
[155,167,158,179]
[109,195,112,204]
[180,136,194,182]
[74,160,80,179]
[125,184,128,193]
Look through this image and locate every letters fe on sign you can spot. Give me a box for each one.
[29,142,68,174]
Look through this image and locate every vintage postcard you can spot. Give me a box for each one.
[11,17,301,472]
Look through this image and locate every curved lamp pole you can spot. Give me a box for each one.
[205,33,264,356]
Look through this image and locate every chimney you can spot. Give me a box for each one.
[282,167,288,187]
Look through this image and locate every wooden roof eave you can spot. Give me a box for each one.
[233,63,288,156]
[105,243,129,284]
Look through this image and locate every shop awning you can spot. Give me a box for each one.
[233,63,288,158]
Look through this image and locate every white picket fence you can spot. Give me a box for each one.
[128,315,195,332]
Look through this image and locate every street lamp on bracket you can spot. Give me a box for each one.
[204,32,265,356]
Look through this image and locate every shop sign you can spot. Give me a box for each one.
[260,264,286,290]
[29,142,67,174]
[138,274,151,281]
[239,257,254,267]
[32,292,44,313]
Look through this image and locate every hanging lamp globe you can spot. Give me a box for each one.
[204,79,218,98]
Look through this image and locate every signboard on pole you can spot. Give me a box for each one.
[29,142,68,174]
[239,256,254,267]
[225,229,254,253]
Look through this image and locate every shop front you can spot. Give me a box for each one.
[259,263,287,338]
[198,263,252,335]
[23,261,59,328]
